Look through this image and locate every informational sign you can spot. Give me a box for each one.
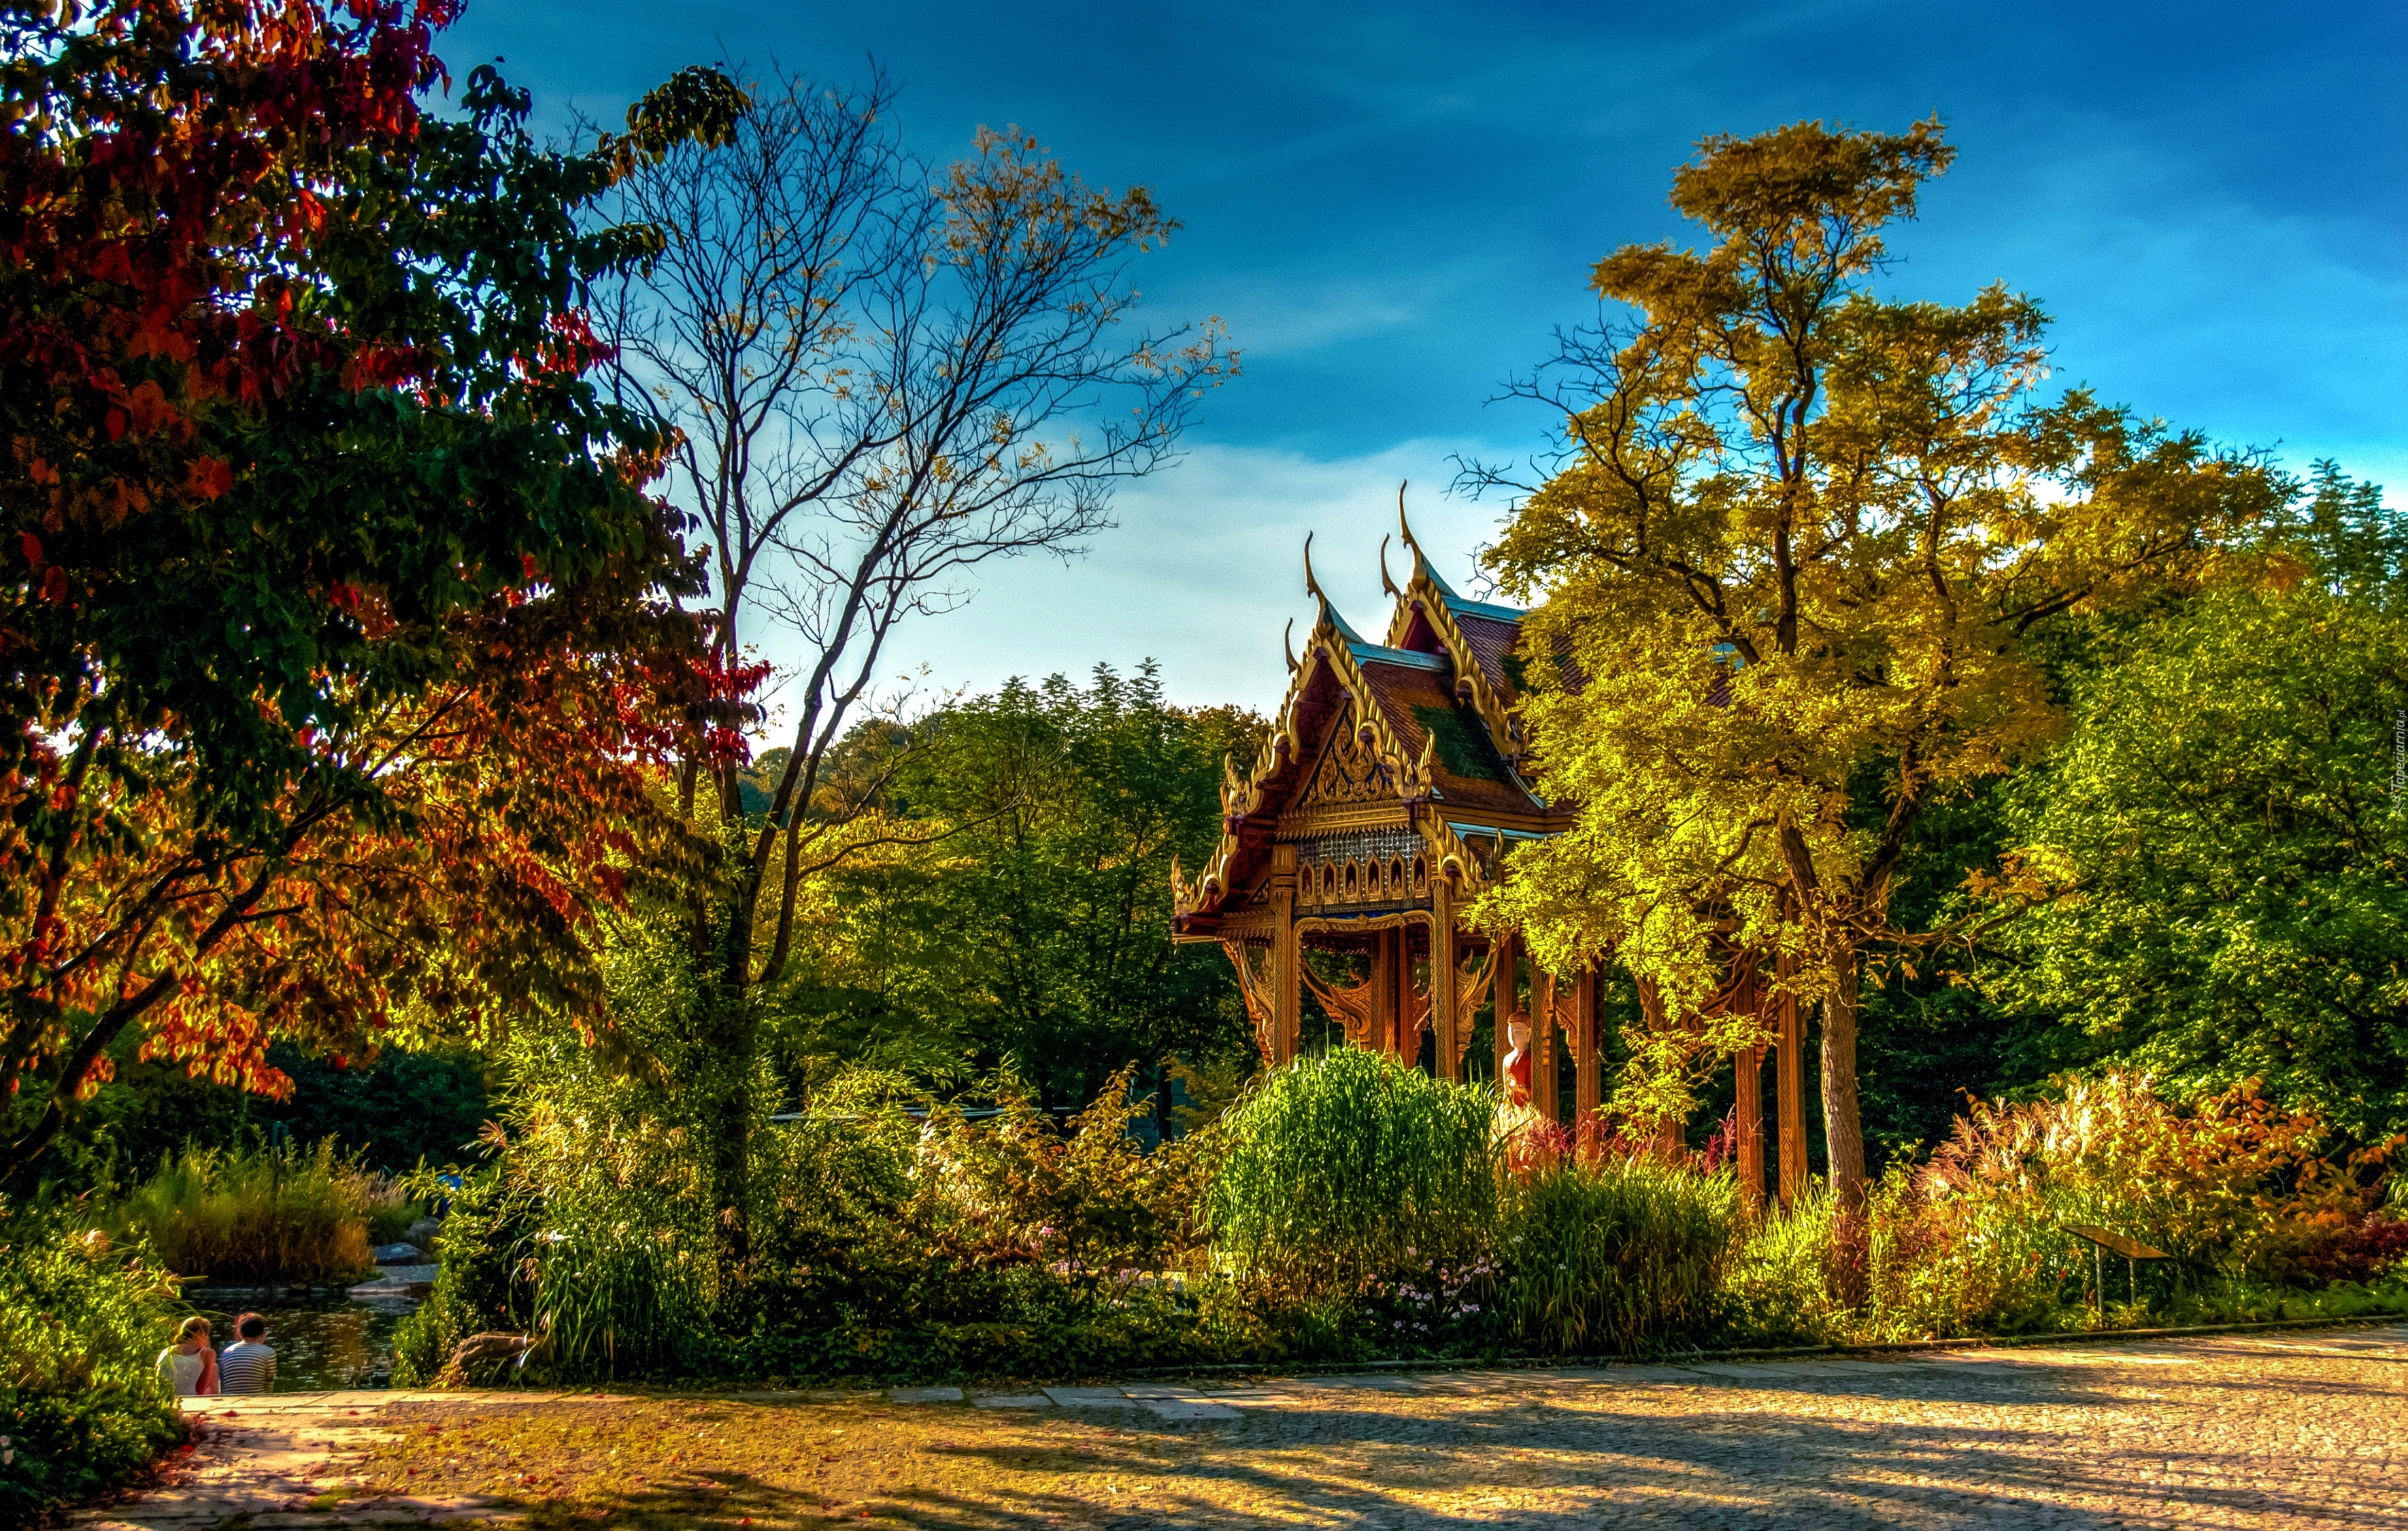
[2065,1223,2169,1262]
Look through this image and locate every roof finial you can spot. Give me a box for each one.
[1303,531,1326,604]
[1397,480,1422,565]
[1282,618,1299,674]
[1379,534,1403,600]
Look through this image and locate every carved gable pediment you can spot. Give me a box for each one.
[1278,703,1407,838]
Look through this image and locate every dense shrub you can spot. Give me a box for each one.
[0,1213,185,1523]
[390,1164,541,1386]
[1867,1073,2401,1338]
[405,1066,1220,1385]
[113,1142,414,1283]
[400,1055,2404,1388]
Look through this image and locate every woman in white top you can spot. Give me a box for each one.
[154,1316,219,1398]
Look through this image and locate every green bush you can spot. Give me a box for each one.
[0,1211,185,1523]
[390,1166,540,1386]
[1207,1049,1497,1298]
[113,1140,409,1283]
[1499,1153,1740,1355]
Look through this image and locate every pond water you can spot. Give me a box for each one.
[187,1283,424,1391]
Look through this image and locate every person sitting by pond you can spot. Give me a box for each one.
[154,1317,218,1398]
[217,1313,276,1395]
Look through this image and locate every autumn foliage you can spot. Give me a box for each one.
[0,0,748,1173]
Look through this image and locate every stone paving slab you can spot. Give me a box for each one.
[884,1385,963,1404]
[1041,1385,1139,1408]
[70,1323,2408,1528]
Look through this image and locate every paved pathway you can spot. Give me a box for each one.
[71,1323,2408,1528]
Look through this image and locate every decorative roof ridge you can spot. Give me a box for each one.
[1440,592,1528,623]
[1386,501,1523,770]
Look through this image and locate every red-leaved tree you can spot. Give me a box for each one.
[0,0,748,1174]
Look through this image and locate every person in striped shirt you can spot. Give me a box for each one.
[216,1313,276,1394]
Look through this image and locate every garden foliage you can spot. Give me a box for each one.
[0,1213,184,1523]
[1868,1073,2404,1336]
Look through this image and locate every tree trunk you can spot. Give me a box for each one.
[1819,942,1869,1304]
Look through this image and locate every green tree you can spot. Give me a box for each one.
[808,664,1256,1125]
[1465,119,2288,1261]
[1990,575,2408,1137]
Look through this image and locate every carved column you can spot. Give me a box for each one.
[1271,844,1300,1066]
[1494,929,1520,1084]
[1775,949,1807,1205]
[1531,966,1558,1123]
[1369,927,1397,1058]
[1433,875,1460,1082]
[1573,966,1600,1153]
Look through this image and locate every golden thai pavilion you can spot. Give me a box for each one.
[1171,511,1809,1204]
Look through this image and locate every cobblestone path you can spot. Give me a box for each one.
[73,1323,2408,1529]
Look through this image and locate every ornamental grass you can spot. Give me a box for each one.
[1498,1152,1741,1355]
[114,1140,412,1284]
[1205,1047,1499,1297]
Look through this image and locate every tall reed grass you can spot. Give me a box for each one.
[114,1142,412,1283]
[1499,1153,1740,1353]
[1207,1049,1498,1294]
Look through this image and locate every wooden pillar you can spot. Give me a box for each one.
[1271,844,1300,1066]
[1531,966,1558,1123]
[1394,927,1416,1059]
[1775,950,1807,1205]
[1573,966,1599,1153]
[1494,929,1520,1083]
[1735,1041,1765,1215]
[1433,877,1460,1082]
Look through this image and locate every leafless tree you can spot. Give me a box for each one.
[601,61,1236,995]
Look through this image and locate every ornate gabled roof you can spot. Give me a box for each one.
[1170,516,1569,935]
[1381,512,1529,768]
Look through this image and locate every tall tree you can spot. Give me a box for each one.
[1990,480,2408,1138]
[901,665,1257,1119]
[0,0,742,1173]
[1465,120,2287,1262]
[599,65,1235,1253]
[756,672,1258,1130]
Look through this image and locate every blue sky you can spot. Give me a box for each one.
[444,1,2406,714]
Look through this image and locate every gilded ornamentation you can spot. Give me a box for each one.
[1224,942,1278,1059]
[1301,960,1379,1050]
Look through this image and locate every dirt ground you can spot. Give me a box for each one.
[81,1324,2408,1530]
